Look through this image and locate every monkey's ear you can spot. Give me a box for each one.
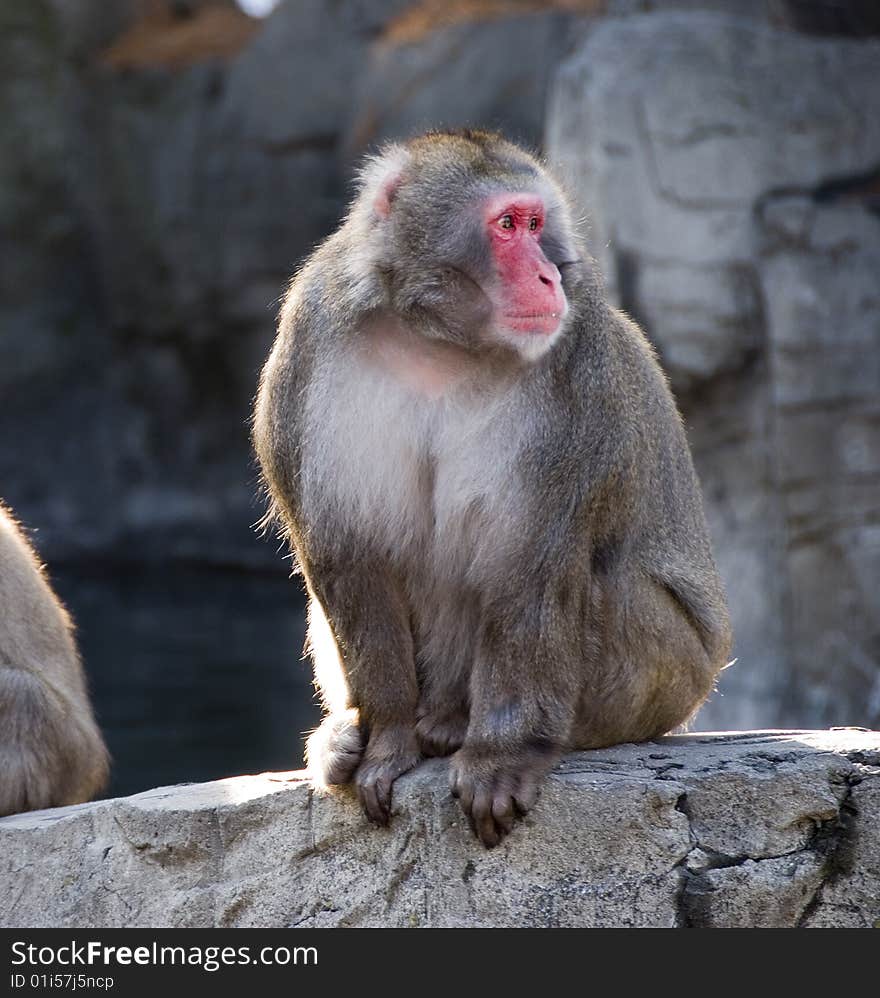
[374,172,403,218]
[359,145,411,220]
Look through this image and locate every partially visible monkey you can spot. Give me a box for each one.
[0,504,109,816]
[254,130,732,847]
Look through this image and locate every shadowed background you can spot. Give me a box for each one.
[1,0,878,797]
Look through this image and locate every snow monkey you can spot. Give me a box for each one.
[253,130,731,847]
[0,504,109,816]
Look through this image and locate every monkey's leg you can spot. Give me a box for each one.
[305,565,421,826]
[450,596,581,847]
[572,574,723,748]
[304,596,366,785]
[305,708,365,786]
[0,667,109,817]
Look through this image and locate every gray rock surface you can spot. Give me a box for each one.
[2,2,879,739]
[0,0,408,566]
[546,12,880,731]
[1,729,878,928]
[342,8,591,161]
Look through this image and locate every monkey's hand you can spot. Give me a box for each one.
[355,724,421,826]
[449,741,560,848]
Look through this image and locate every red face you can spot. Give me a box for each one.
[484,192,567,339]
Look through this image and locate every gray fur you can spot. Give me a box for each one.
[253,130,731,847]
[0,504,109,816]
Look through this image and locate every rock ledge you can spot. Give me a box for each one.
[2,730,878,928]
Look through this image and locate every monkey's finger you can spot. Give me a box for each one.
[449,767,461,798]
[471,787,502,848]
[488,769,518,837]
[358,787,385,825]
[513,773,540,815]
[376,776,394,821]
[456,777,474,814]
[455,774,475,814]
[491,791,516,835]
[449,760,467,801]
[357,773,391,826]
[478,822,501,849]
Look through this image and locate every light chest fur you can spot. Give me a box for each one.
[299,322,531,585]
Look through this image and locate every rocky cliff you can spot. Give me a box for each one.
[2,729,878,928]
[2,2,878,732]
[546,12,880,731]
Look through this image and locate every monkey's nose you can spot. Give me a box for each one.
[537,262,560,288]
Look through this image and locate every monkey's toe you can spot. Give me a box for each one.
[416,710,468,757]
[305,710,364,787]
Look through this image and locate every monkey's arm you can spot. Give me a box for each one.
[451,571,585,848]
[254,319,422,825]
[300,550,421,825]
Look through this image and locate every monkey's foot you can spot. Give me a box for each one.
[449,743,559,848]
[305,710,364,786]
[415,707,468,757]
[355,725,421,827]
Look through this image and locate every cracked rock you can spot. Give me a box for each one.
[682,851,827,928]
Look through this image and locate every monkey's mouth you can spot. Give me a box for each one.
[504,312,563,335]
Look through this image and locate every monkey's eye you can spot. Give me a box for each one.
[528,217,538,231]
[498,215,514,230]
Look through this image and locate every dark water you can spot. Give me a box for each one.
[53,566,320,799]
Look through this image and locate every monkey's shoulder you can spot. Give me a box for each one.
[0,506,85,690]
[569,305,686,438]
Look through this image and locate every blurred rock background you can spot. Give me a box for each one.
[1,0,877,795]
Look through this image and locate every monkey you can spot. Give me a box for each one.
[0,504,109,817]
[253,129,732,848]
